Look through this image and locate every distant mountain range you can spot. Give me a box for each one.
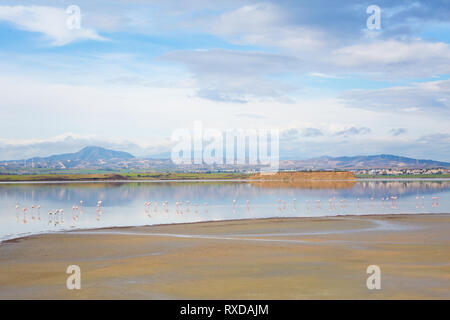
[281,154,450,170]
[0,146,449,171]
[30,146,135,162]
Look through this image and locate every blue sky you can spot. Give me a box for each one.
[0,0,449,161]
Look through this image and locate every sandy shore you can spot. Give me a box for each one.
[0,214,449,299]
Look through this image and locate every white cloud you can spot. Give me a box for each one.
[332,40,450,77]
[390,128,407,136]
[301,127,324,137]
[163,49,300,102]
[170,4,450,101]
[190,2,325,52]
[309,72,343,79]
[0,5,105,45]
[340,79,450,114]
[334,126,371,137]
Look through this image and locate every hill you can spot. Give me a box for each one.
[280,154,450,170]
[0,146,135,170]
[31,146,135,163]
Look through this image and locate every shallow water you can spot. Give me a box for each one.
[0,179,449,241]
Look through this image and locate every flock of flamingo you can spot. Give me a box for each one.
[14,199,103,226]
[142,195,440,218]
[13,195,440,226]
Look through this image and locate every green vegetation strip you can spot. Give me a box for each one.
[1,172,448,182]
[0,172,252,181]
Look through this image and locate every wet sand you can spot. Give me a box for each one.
[0,214,449,299]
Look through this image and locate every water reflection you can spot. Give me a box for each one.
[0,180,449,241]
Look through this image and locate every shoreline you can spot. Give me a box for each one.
[1,171,450,183]
[1,213,449,299]
[1,177,450,184]
[0,171,355,182]
[2,211,448,245]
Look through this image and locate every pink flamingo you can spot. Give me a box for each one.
[144,202,151,218]
[15,204,20,222]
[48,211,53,225]
[390,196,398,209]
[432,196,439,207]
[22,207,27,224]
[59,209,65,224]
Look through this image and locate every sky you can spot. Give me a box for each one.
[0,0,449,161]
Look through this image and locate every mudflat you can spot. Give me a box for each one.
[0,214,449,299]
